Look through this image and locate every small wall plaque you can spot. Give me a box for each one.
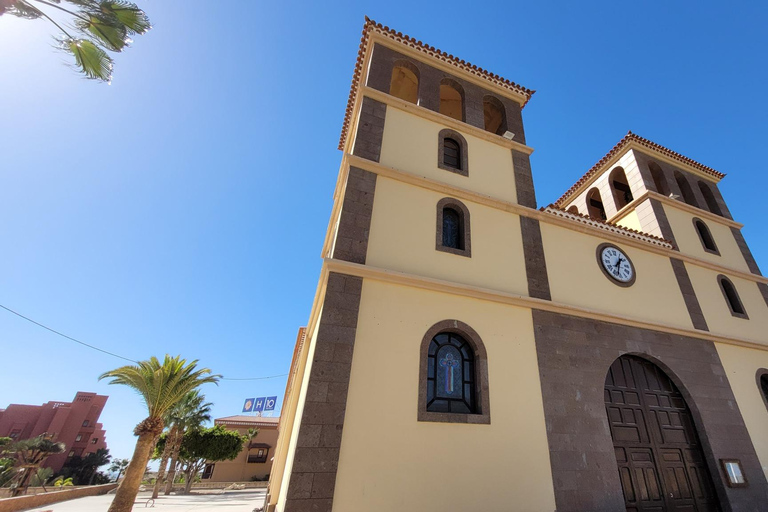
[720,459,748,488]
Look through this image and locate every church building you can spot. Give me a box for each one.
[266,18,768,511]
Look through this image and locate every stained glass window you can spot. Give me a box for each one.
[442,208,461,249]
[426,332,476,414]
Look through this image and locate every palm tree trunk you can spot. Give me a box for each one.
[183,467,194,494]
[11,466,35,497]
[163,431,182,495]
[107,433,155,512]
[152,426,176,499]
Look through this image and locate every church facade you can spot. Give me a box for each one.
[266,19,768,511]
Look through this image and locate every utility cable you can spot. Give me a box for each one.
[0,304,287,381]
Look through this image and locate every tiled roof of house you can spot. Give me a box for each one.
[542,205,675,249]
[338,17,535,150]
[554,131,726,207]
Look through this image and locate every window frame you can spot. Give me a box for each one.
[756,369,768,414]
[435,198,471,258]
[692,218,720,255]
[437,129,468,176]
[418,320,490,424]
[718,274,748,319]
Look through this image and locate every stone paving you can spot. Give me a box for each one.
[22,489,266,512]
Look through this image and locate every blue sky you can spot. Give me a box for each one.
[1,1,767,462]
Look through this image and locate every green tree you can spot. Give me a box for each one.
[5,435,65,497]
[99,355,220,512]
[59,447,111,485]
[177,425,245,494]
[0,0,150,82]
[108,458,130,482]
[153,391,211,498]
[30,466,53,490]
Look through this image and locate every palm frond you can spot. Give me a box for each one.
[76,12,129,51]
[6,0,44,19]
[98,1,150,35]
[64,38,113,81]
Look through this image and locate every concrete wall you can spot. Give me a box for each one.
[0,483,117,512]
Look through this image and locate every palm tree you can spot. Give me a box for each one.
[152,391,211,498]
[99,355,220,512]
[84,448,112,485]
[6,435,65,497]
[0,0,150,82]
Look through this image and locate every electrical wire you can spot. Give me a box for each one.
[0,303,288,382]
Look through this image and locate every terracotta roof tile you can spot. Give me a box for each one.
[542,204,676,249]
[554,131,726,207]
[338,17,535,151]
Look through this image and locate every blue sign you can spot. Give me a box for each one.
[264,396,277,411]
[253,397,266,412]
[242,398,255,413]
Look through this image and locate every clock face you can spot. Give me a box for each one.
[598,244,635,285]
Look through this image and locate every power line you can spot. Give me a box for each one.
[0,304,288,382]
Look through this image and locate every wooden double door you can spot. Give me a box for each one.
[604,356,719,511]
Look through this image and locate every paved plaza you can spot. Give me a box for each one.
[21,489,266,512]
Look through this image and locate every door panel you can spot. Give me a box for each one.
[605,355,719,511]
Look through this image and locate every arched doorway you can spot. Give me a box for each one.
[604,355,719,511]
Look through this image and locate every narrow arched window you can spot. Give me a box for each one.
[587,188,607,221]
[759,371,768,412]
[718,275,748,318]
[483,96,507,135]
[419,320,490,424]
[443,138,460,170]
[390,63,419,104]
[610,167,633,210]
[439,80,463,121]
[694,218,719,254]
[698,181,723,216]
[437,129,468,176]
[648,161,668,196]
[567,205,580,215]
[674,171,698,207]
[436,198,471,257]
[442,208,461,249]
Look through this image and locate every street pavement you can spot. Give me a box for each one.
[22,489,266,512]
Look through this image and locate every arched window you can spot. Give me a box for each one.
[418,320,490,424]
[439,79,464,121]
[610,167,634,210]
[674,171,698,207]
[698,181,723,216]
[567,205,580,215]
[442,208,461,249]
[693,218,719,254]
[436,198,471,257]
[718,275,748,318]
[483,96,507,136]
[389,62,419,104]
[437,129,468,176]
[587,188,607,221]
[648,161,669,196]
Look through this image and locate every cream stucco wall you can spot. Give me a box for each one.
[332,279,556,512]
[379,107,518,204]
[714,343,768,480]
[685,264,768,345]
[615,210,642,232]
[540,222,693,330]
[662,204,749,272]
[366,176,529,296]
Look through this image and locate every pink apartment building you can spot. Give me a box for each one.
[0,391,108,473]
